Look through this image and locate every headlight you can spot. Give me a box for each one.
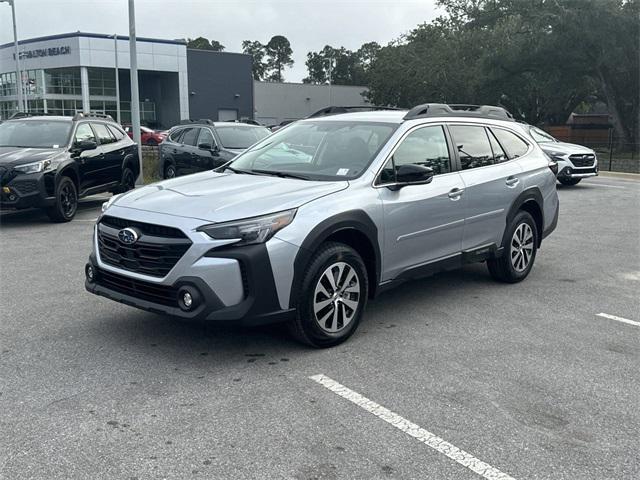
[197,209,297,246]
[101,194,122,213]
[14,159,51,174]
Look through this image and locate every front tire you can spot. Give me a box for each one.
[45,176,77,222]
[289,242,368,348]
[115,167,136,193]
[559,177,581,186]
[487,210,538,283]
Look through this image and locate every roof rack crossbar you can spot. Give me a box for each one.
[306,105,402,119]
[403,103,514,122]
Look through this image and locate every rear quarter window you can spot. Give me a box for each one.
[491,128,530,159]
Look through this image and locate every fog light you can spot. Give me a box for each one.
[183,292,193,308]
[2,186,9,194]
[86,264,95,283]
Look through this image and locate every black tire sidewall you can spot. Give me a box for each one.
[164,163,176,179]
[122,167,135,191]
[504,211,538,280]
[296,243,368,347]
[51,177,77,222]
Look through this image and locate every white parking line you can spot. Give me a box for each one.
[596,313,640,327]
[310,374,516,480]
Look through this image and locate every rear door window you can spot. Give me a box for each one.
[107,125,125,141]
[449,125,495,170]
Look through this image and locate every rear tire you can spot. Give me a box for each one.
[288,242,368,348]
[45,176,77,222]
[164,163,177,179]
[559,177,581,186]
[487,210,538,283]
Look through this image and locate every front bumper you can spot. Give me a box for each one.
[0,171,55,210]
[85,209,297,325]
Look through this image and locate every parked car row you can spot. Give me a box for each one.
[0,107,598,223]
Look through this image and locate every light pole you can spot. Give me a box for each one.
[128,0,143,184]
[112,33,121,124]
[1,0,25,113]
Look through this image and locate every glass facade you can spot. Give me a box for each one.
[0,66,157,124]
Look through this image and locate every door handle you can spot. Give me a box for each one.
[505,176,520,187]
[448,187,465,200]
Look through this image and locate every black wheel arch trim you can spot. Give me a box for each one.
[55,160,80,187]
[289,209,381,308]
[502,187,544,248]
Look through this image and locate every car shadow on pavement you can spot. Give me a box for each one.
[86,263,496,363]
[0,197,106,228]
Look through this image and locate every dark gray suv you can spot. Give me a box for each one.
[159,120,270,179]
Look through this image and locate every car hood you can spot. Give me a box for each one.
[538,141,594,155]
[112,170,348,222]
[0,146,65,166]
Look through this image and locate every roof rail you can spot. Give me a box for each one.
[9,112,33,119]
[306,105,402,119]
[403,103,514,122]
[72,112,114,121]
[179,118,215,125]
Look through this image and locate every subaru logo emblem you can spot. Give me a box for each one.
[118,227,139,245]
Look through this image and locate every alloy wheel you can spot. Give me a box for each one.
[313,261,361,333]
[510,223,534,272]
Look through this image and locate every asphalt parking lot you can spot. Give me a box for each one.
[1,174,638,480]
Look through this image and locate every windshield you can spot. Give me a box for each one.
[0,120,72,148]
[216,125,271,149]
[229,121,397,181]
[529,126,557,143]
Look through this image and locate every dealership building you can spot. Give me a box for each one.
[0,32,368,127]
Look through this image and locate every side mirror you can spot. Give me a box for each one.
[388,164,435,191]
[198,142,217,152]
[72,139,97,155]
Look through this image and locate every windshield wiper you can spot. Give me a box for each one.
[220,165,259,175]
[248,169,310,180]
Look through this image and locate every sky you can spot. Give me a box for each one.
[0,0,441,82]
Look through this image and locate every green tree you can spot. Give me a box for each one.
[303,42,380,85]
[366,0,639,143]
[265,35,294,82]
[186,37,225,51]
[242,40,268,80]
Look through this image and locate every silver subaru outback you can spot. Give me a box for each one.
[85,104,559,347]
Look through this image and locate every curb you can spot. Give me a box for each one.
[599,171,640,180]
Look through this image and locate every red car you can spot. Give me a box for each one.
[124,125,168,146]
